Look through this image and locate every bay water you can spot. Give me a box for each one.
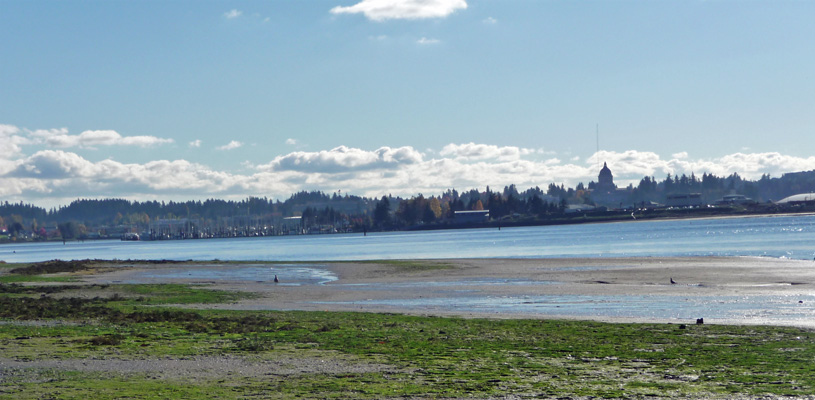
[3,214,815,263]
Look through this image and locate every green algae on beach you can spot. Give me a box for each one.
[2,271,815,399]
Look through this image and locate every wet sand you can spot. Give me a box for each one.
[85,257,815,327]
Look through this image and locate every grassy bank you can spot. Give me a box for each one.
[1,261,815,399]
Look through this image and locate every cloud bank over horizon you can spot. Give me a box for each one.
[3,124,815,208]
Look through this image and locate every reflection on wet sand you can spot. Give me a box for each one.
[87,257,815,328]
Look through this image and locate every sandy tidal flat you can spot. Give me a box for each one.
[86,257,815,327]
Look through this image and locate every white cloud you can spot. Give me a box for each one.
[3,150,241,199]
[217,140,243,151]
[5,130,815,206]
[257,145,424,173]
[189,140,202,148]
[589,150,669,178]
[440,143,534,162]
[12,150,97,179]
[285,138,298,145]
[587,150,815,189]
[224,9,242,19]
[0,124,20,136]
[29,129,173,149]
[330,0,467,21]
[0,124,30,161]
[417,37,441,45]
[482,17,497,24]
[695,152,815,178]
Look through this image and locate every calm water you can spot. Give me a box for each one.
[3,214,815,263]
[316,293,815,325]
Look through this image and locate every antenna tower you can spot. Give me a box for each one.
[596,124,600,172]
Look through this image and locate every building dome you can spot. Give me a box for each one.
[599,162,612,181]
[596,162,615,191]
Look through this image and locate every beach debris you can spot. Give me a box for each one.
[679,324,687,329]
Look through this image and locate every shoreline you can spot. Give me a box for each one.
[4,209,815,248]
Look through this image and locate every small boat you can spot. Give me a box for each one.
[121,232,140,241]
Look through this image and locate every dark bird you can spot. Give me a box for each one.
[670,277,677,284]
[273,274,279,283]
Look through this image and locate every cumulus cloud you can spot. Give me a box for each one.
[688,152,815,178]
[482,17,497,24]
[248,144,592,200]
[257,145,424,173]
[224,9,242,19]
[4,131,815,207]
[189,140,202,148]
[285,138,298,145]
[440,143,534,162]
[0,124,30,161]
[588,150,669,178]
[587,150,815,188]
[12,150,98,179]
[0,124,21,137]
[330,0,467,21]
[3,150,242,199]
[29,129,173,149]
[217,140,243,151]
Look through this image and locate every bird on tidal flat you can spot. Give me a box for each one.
[670,277,677,284]
[274,274,279,283]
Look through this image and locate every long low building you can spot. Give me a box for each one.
[777,193,815,205]
[666,193,703,207]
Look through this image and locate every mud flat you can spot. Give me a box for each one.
[85,256,815,327]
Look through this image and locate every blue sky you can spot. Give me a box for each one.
[2,0,815,207]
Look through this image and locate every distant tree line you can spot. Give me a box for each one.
[2,169,815,238]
